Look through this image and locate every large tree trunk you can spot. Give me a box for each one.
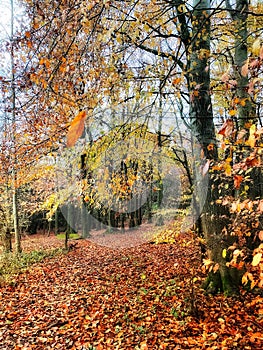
[200,177,242,295]
[188,0,241,294]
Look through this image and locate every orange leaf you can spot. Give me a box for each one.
[258,231,263,241]
[229,109,237,116]
[240,99,246,107]
[67,110,87,147]
[172,77,181,85]
[234,175,243,189]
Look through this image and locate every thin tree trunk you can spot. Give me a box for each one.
[10,0,21,254]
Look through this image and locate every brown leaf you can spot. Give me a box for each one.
[245,155,260,168]
[234,175,243,189]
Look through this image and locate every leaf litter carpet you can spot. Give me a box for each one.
[0,230,262,349]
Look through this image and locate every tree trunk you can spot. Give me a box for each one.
[2,228,12,253]
[188,0,216,158]
[188,0,240,294]
[81,202,91,238]
[10,0,21,254]
[232,0,255,128]
[54,209,58,235]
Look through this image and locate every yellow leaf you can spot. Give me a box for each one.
[252,38,261,56]
[252,253,262,267]
[249,124,256,135]
[67,110,87,147]
[177,4,185,12]
[222,249,227,259]
[246,135,256,148]
[242,273,248,285]
[225,163,232,176]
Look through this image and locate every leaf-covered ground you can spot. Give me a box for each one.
[0,230,263,349]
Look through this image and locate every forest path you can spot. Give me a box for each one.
[0,231,262,349]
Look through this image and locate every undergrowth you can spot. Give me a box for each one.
[0,248,63,284]
[56,233,81,240]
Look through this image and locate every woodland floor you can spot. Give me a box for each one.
[0,224,263,349]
